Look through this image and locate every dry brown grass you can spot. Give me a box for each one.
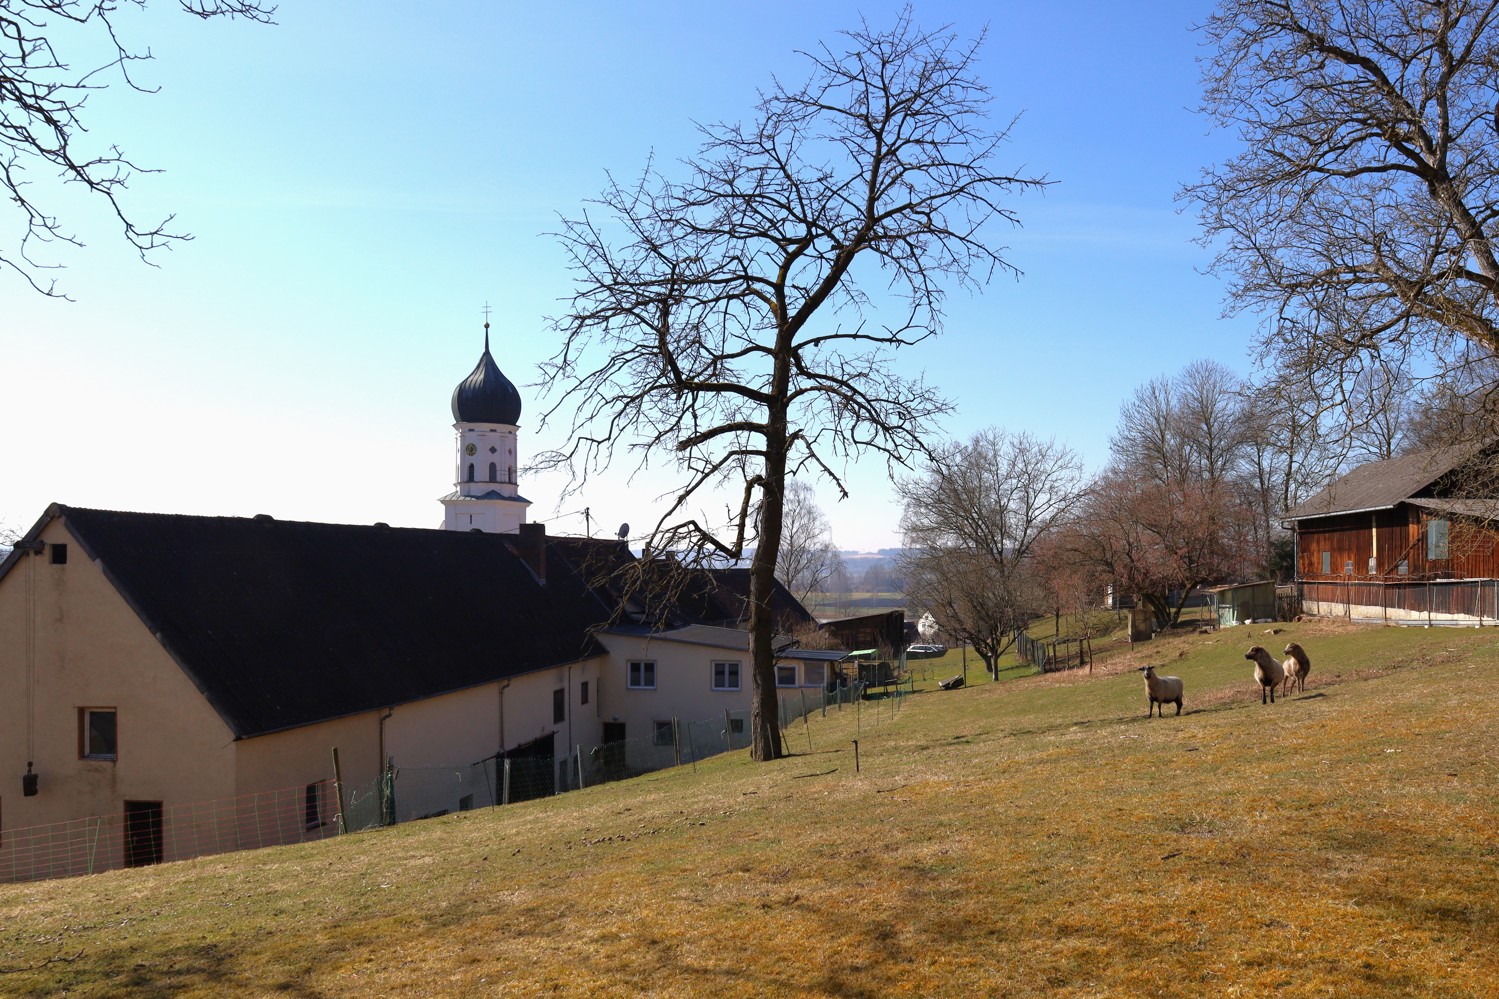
[3,621,1497,997]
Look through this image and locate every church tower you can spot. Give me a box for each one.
[440,322,531,534]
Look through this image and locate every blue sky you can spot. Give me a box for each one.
[2,1,1254,552]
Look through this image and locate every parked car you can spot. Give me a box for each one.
[905,643,947,658]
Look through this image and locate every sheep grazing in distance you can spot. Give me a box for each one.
[1244,646,1285,704]
[1283,641,1311,695]
[1139,664,1184,717]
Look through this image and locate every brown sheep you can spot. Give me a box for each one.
[1244,646,1285,704]
[1283,641,1311,695]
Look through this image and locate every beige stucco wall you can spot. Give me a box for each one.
[381,656,605,769]
[594,633,752,743]
[0,517,238,874]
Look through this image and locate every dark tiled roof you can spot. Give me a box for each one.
[14,506,610,739]
[1284,446,1474,521]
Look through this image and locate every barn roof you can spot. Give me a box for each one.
[1283,446,1476,521]
[1,506,614,739]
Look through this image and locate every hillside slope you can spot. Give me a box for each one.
[3,621,1497,997]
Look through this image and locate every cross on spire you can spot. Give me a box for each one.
[482,302,492,352]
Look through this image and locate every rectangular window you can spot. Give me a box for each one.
[627,660,656,689]
[712,660,741,691]
[79,708,117,760]
[580,680,589,706]
[553,688,566,724]
[729,718,745,735]
[1368,557,1378,574]
[1344,561,1354,575]
[802,662,826,688]
[653,720,675,746]
[1428,518,1450,560]
[50,543,68,565]
[1398,559,1409,575]
[1321,551,1331,574]
[304,782,324,830]
[776,664,798,687]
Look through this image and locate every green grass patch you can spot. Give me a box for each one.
[4,620,1497,996]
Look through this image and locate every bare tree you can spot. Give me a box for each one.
[539,11,1044,761]
[1112,361,1250,485]
[2,1,275,296]
[775,479,840,611]
[1186,0,1499,386]
[1058,468,1248,628]
[1348,362,1416,462]
[897,429,1084,674]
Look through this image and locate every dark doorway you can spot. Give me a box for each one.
[124,800,163,867]
[503,733,555,803]
[597,722,627,782]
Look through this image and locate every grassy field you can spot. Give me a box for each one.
[3,619,1497,997]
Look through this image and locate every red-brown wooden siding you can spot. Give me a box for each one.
[1296,505,1499,581]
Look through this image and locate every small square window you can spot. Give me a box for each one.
[1398,559,1409,575]
[628,660,656,689]
[1344,561,1354,575]
[80,708,117,760]
[803,662,826,688]
[775,664,798,687]
[729,718,745,735]
[553,688,566,724]
[50,543,68,565]
[653,720,675,746]
[712,660,741,691]
[580,680,589,705]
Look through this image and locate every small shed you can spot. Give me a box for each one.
[1208,581,1277,628]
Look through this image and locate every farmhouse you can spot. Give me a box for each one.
[1285,444,1499,625]
[0,325,825,874]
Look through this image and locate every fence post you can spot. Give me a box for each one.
[577,746,586,790]
[331,747,348,835]
[672,718,682,767]
[724,709,733,752]
[502,758,511,806]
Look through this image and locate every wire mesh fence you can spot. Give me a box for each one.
[0,780,339,884]
[3,679,918,884]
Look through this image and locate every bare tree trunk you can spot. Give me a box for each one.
[749,403,791,761]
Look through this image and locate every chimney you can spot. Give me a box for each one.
[518,522,547,582]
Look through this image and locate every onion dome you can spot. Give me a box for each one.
[451,324,522,424]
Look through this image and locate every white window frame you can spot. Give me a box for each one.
[712,660,741,691]
[627,660,656,690]
[775,664,798,687]
[80,707,118,761]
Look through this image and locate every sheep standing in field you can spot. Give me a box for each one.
[1245,646,1285,704]
[1139,664,1184,717]
[1283,641,1311,695]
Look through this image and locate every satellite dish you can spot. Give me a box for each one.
[617,523,630,540]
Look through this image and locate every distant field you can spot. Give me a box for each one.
[3,619,1496,997]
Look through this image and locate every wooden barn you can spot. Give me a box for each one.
[1284,445,1499,625]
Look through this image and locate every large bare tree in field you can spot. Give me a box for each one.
[540,11,1045,760]
[1,0,273,296]
[897,430,1083,675]
[1187,0,1499,389]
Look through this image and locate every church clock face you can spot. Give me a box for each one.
[464,443,478,456]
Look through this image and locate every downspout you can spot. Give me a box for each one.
[377,707,395,770]
[497,679,511,755]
